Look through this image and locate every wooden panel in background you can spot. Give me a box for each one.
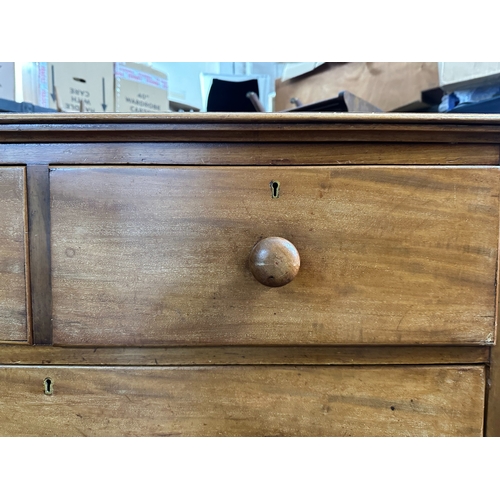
[0,345,489,366]
[0,365,485,437]
[274,63,440,112]
[0,167,29,342]
[50,166,499,346]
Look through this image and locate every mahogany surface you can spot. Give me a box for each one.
[0,112,498,436]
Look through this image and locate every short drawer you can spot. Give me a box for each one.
[50,166,499,346]
[0,365,485,436]
[0,167,29,343]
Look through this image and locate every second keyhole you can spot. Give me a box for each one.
[44,377,53,395]
[270,180,280,198]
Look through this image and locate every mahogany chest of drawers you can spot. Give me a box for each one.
[0,112,499,436]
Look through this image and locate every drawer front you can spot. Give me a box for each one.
[50,166,499,346]
[0,365,485,436]
[0,167,28,342]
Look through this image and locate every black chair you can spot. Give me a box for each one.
[206,78,261,112]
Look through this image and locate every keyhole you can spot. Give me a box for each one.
[270,180,280,199]
[44,377,53,395]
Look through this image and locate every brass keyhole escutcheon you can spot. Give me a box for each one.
[270,180,280,198]
[44,377,53,395]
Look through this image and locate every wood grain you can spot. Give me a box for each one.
[0,167,29,343]
[2,113,500,143]
[27,165,52,345]
[486,344,500,436]
[486,266,500,436]
[50,166,499,346]
[1,142,497,166]
[0,365,485,436]
[3,111,500,124]
[2,127,500,144]
[0,345,489,366]
[485,218,500,436]
[249,236,301,287]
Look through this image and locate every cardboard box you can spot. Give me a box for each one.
[275,62,440,112]
[114,63,168,113]
[281,62,325,82]
[43,62,114,112]
[21,63,50,108]
[0,63,42,105]
[0,62,15,100]
[439,62,500,92]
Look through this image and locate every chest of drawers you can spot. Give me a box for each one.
[0,112,499,436]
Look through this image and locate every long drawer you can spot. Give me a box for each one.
[50,166,499,346]
[0,365,486,436]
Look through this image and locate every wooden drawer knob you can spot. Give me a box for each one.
[249,237,300,287]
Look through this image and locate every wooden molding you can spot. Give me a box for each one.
[26,165,52,345]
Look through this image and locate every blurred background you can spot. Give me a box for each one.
[2,62,500,114]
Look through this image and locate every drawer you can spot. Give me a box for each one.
[50,166,499,346]
[0,167,29,342]
[0,365,485,436]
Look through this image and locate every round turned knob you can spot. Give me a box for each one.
[249,237,300,287]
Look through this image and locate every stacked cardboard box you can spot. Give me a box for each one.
[18,62,169,113]
[47,62,114,112]
[115,62,169,113]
